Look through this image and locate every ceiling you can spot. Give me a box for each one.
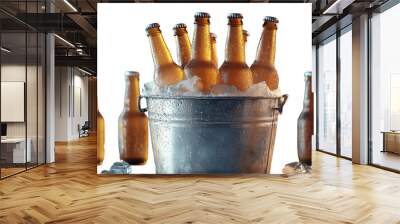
[1,32,45,62]
[0,0,98,74]
[0,0,393,74]
[311,0,390,43]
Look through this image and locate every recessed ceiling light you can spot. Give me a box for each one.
[63,0,78,12]
[1,47,11,53]
[78,67,92,76]
[323,0,354,15]
[54,34,75,48]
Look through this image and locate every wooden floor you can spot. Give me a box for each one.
[1,163,42,178]
[1,135,400,223]
[372,150,400,171]
[1,167,26,178]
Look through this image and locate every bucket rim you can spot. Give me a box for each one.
[141,94,285,100]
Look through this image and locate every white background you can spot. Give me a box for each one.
[97,3,311,174]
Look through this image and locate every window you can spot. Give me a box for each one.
[370,3,400,171]
[0,2,47,179]
[317,36,337,154]
[339,28,352,158]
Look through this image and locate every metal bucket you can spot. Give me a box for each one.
[139,94,288,174]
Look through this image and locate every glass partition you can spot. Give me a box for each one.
[339,28,352,158]
[317,36,337,154]
[370,3,400,171]
[0,1,46,179]
[1,31,28,178]
[38,32,45,165]
[27,31,38,169]
[27,0,36,170]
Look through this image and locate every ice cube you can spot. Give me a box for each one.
[143,82,164,96]
[109,161,132,174]
[210,84,240,96]
[143,78,282,97]
[243,81,270,97]
[167,76,202,95]
[271,88,282,97]
[282,161,311,177]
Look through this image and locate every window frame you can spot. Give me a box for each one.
[315,23,352,160]
[0,1,48,180]
[367,1,400,173]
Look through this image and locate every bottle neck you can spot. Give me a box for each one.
[148,31,174,66]
[226,24,246,63]
[243,31,248,44]
[255,23,277,65]
[211,38,218,66]
[124,76,140,112]
[175,32,191,66]
[192,22,212,61]
[303,76,313,110]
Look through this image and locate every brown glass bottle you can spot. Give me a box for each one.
[184,12,219,92]
[297,72,313,166]
[210,33,218,67]
[242,30,249,46]
[118,71,149,165]
[146,23,184,86]
[173,23,191,68]
[218,13,253,91]
[251,16,279,90]
[97,109,105,165]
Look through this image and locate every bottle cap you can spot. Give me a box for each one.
[304,71,312,77]
[264,16,279,23]
[125,71,140,77]
[228,13,243,19]
[210,33,217,39]
[173,23,187,30]
[195,12,210,18]
[242,30,249,36]
[145,23,160,31]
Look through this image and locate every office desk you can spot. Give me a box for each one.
[382,131,400,154]
[1,138,31,163]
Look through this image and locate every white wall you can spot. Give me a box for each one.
[1,65,26,139]
[55,66,69,141]
[73,73,89,137]
[1,65,39,138]
[1,63,46,163]
[54,66,89,141]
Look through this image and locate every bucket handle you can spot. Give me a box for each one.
[138,95,147,113]
[273,94,288,114]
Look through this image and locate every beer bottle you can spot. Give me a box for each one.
[297,72,313,166]
[251,16,279,90]
[185,12,218,92]
[210,33,218,67]
[118,71,149,165]
[97,108,105,165]
[218,13,253,91]
[242,30,249,46]
[173,23,191,68]
[146,23,184,86]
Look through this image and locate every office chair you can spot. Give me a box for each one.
[79,121,90,138]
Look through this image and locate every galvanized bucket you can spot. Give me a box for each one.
[139,94,288,174]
